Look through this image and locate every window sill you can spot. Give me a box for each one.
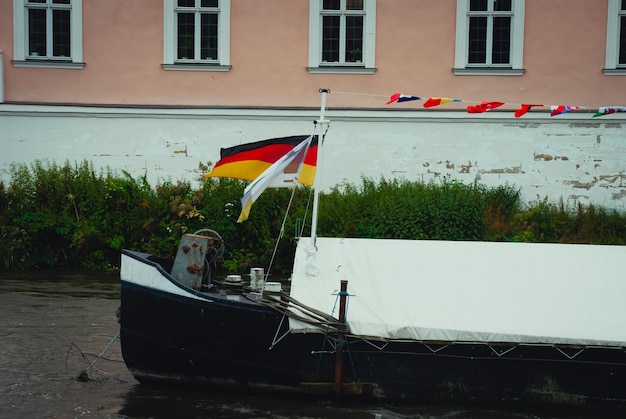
[307,66,376,75]
[603,68,626,75]
[12,60,85,70]
[162,63,232,72]
[452,67,525,76]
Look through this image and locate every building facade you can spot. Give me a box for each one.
[1,0,626,208]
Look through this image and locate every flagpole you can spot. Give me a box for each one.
[310,88,330,247]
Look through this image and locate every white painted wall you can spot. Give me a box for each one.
[1,104,625,210]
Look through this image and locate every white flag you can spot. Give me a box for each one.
[238,135,312,222]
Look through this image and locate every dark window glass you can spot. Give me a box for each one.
[619,15,626,64]
[492,16,510,64]
[28,0,46,3]
[494,0,511,12]
[178,0,195,7]
[469,0,487,11]
[621,0,625,11]
[53,0,71,4]
[52,9,71,56]
[201,13,218,59]
[28,8,47,56]
[346,0,363,10]
[322,15,340,62]
[346,15,363,62]
[201,0,218,6]
[323,0,340,10]
[177,13,195,59]
[468,16,487,63]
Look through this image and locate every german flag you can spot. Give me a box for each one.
[204,135,318,186]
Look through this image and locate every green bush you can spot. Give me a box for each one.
[1,160,625,274]
[318,178,520,241]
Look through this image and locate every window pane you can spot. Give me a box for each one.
[468,16,487,63]
[52,9,71,57]
[178,0,195,7]
[345,16,363,62]
[28,0,46,3]
[346,0,364,11]
[619,16,626,64]
[52,0,71,4]
[201,13,218,60]
[622,0,626,11]
[469,0,487,12]
[322,15,340,62]
[201,0,218,6]
[492,16,510,64]
[323,0,340,11]
[494,0,512,12]
[28,8,47,56]
[177,13,195,59]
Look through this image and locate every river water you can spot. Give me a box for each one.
[0,271,618,419]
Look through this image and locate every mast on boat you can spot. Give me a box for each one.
[309,89,347,395]
[310,88,330,248]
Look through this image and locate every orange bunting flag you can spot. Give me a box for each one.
[467,101,505,114]
[423,97,462,108]
[514,104,544,118]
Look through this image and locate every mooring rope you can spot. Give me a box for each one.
[246,292,343,332]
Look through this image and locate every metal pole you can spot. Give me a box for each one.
[310,88,329,247]
[334,280,348,395]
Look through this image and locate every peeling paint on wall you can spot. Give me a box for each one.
[1,108,626,210]
[483,166,524,175]
[173,146,188,157]
[534,154,570,161]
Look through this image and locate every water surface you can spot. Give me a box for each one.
[0,271,615,418]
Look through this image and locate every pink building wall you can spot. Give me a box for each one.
[1,1,626,209]
[1,1,624,109]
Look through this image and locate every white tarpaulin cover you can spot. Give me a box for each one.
[289,237,626,347]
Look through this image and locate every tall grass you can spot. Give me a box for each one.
[1,160,624,273]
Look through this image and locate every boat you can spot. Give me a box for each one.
[119,90,626,410]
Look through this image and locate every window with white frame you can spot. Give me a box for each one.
[454,0,524,75]
[162,0,231,71]
[308,0,376,74]
[12,0,83,69]
[605,0,626,74]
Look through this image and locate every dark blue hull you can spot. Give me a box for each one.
[119,250,626,410]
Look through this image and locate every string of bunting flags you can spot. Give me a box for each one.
[385,93,626,118]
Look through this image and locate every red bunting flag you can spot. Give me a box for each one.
[467,101,505,114]
[514,104,544,118]
[385,92,625,119]
[550,105,579,117]
[423,97,462,108]
[386,93,422,104]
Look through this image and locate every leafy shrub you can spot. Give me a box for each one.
[1,160,624,274]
